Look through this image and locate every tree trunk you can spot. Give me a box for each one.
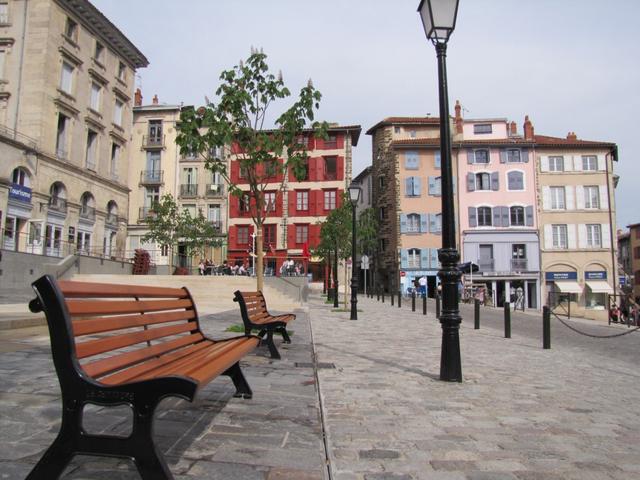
[256,226,264,292]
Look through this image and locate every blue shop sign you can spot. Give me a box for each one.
[9,184,32,203]
[620,277,626,286]
[545,271,578,281]
[585,271,607,280]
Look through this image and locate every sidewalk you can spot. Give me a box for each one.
[2,294,640,479]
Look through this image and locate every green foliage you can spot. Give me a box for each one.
[315,193,353,261]
[357,207,378,256]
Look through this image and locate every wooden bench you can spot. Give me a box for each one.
[233,290,295,359]
[26,274,260,480]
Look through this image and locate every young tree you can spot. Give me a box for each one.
[176,49,327,291]
[357,207,379,292]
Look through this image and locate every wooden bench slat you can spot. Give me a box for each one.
[72,310,197,336]
[66,298,194,316]
[82,332,205,378]
[76,321,199,359]
[186,338,260,385]
[59,281,188,298]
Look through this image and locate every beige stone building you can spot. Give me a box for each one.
[0,0,147,259]
[128,93,228,272]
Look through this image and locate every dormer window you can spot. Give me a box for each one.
[65,17,78,42]
[474,123,492,134]
[94,42,105,64]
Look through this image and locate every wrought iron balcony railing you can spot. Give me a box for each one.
[180,184,198,197]
[140,170,164,184]
[48,197,67,214]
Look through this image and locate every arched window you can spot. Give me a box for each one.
[106,200,118,226]
[408,248,421,268]
[507,171,524,190]
[510,206,525,226]
[49,182,67,212]
[475,172,491,190]
[11,167,30,187]
[477,206,492,226]
[80,192,96,221]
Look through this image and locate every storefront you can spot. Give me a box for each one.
[584,271,613,310]
[545,271,582,307]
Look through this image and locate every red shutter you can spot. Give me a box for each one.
[275,192,283,217]
[307,157,316,181]
[307,135,315,150]
[229,195,238,218]
[230,160,239,183]
[228,225,236,250]
[288,190,296,217]
[309,224,320,249]
[337,156,345,181]
[337,133,345,149]
[318,190,325,214]
[336,189,343,209]
[287,223,296,249]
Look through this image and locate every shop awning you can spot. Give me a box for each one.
[555,281,582,293]
[585,280,613,293]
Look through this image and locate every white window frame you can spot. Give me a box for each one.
[477,206,492,227]
[113,99,124,126]
[552,224,568,249]
[586,224,602,247]
[475,172,491,191]
[406,213,420,233]
[550,186,565,210]
[474,149,490,164]
[584,185,600,209]
[407,248,421,268]
[582,155,597,171]
[60,61,74,94]
[90,82,101,112]
[549,156,564,172]
[296,190,308,211]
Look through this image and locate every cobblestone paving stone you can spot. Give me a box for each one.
[310,295,640,480]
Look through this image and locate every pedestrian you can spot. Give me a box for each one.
[198,260,205,276]
[419,275,427,298]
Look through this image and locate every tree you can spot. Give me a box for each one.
[176,49,327,291]
[357,207,379,293]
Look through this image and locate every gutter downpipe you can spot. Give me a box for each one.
[605,148,617,299]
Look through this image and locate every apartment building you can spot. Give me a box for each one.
[0,0,147,260]
[620,224,640,301]
[226,125,361,280]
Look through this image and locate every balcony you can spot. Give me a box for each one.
[138,206,157,223]
[48,197,68,214]
[205,183,225,197]
[140,170,164,185]
[478,258,494,272]
[209,220,223,232]
[105,213,118,226]
[511,258,528,272]
[80,205,96,221]
[180,183,198,198]
[142,134,165,149]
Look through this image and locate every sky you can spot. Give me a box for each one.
[92,0,640,230]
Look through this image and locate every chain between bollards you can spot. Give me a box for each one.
[504,302,511,338]
[474,298,480,329]
[543,306,551,349]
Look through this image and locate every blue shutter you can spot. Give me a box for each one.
[430,248,439,268]
[468,207,477,227]
[507,172,516,190]
[428,176,436,195]
[467,172,475,192]
[522,149,530,163]
[413,177,422,196]
[435,214,442,234]
[420,249,429,269]
[525,205,534,226]
[435,151,441,169]
[467,149,475,164]
[492,207,501,227]
[405,177,413,196]
[400,214,407,233]
[420,213,428,232]
[491,171,500,191]
[429,213,436,232]
[400,249,408,268]
[500,150,507,163]
[435,177,442,196]
[452,176,457,196]
[501,206,510,226]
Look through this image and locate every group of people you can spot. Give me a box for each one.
[279,259,305,276]
[411,275,429,297]
[198,259,250,276]
[609,298,640,325]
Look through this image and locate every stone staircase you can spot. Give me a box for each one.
[69,274,302,315]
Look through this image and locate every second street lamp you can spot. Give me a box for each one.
[348,183,361,320]
[418,0,462,382]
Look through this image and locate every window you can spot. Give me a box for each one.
[407,213,420,233]
[507,171,524,190]
[148,120,162,143]
[636,271,640,285]
[586,224,602,247]
[239,164,248,179]
[239,194,250,213]
[298,158,309,180]
[296,190,309,211]
[117,62,126,82]
[474,124,493,134]
[64,17,78,42]
[582,155,597,171]
[145,186,160,207]
[549,156,564,172]
[85,130,97,170]
[409,130,417,138]
[296,224,308,244]
[237,226,249,245]
[90,82,101,111]
[552,224,568,249]
[208,204,221,223]
[379,176,385,189]
[110,143,120,178]
[405,176,421,197]
[146,150,161,173]
[324,156,337,180]
[477,207,492,226]
[324,190,337,210]
[379,238,386,253]
[0,3,8,24]
[264,192,276,212]
[507,149,521,163]
[379,207,386,221]
[0,49,6,80]
[60,61,74,94]
[182,204,196,217]
[11,167,27,185]
[394,126,400,134]
[56,113,69,158]
[325,134,337,148]
[474,149,489,164]
[510,206,525,226]
[408,248,421,268]
[405,151,419,170]
[295,134,308,148]
[94,42,104,63]
[435,151,441,169]
[263,224,276,247]
[474,172,491,191]
[113,99,124,126]
[550,186,565,210]
[265,160,277,177]
[584,186,600,209]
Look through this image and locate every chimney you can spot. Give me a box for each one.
[523,115,534,141]
[152,94,159,105]
[566,131,577,141]
[134,88,143,107]
[454,100,463,134]
[510,121,517,136]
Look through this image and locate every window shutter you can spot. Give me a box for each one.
[468,207,477,227]
[287,223,296,248]
[578,224,587,248]
[508,172,516,190]
[414,177,422,196]
[420,249,429,268]
[540,156,549,172]
[599,185,609,209]
[499,150,507,163]
[491,171,500,191]
[573,156,582,171]
[428,176,436,195]
[467,172,475,192]
[566,186,575,210]
[420,213,428,233]
[400,249,408,268]
[602,223,611,248]
[567,224,577,249]
[336,156,345,180]
[501,206,510,227]
[429,213,436,232]
[525,205,534,226]
[563,155,573,171]
[288,190,296,216]
[436,214,442,234]
[522,150,530,163]
[436,177,442,196]
[405,177,413,196]
[400,214,408,233]
[467,149,475,164]
[542,186,550,210]
[430,248,439,268]
[597,154,606,171]
[575,186,584,210]
[435,151,441,169]
[492,207,502,227]
[544,224,553,249]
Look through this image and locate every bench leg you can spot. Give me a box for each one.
[132,408,174,480]
[280,327,292,344]
[265,330,281,359]
[224,362,253,399]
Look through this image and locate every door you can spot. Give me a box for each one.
[45,224,63,257]
[27,221,44,254]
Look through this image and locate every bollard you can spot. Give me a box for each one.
[627,313,631,328]
[423,294,427,316]
[382,290,385,303]
[377,288,380,302]
[474,298,480,329]
[436,294,441,319]
[391,290,394,306]
[327,287,334,302]
[543,306,551,349]
[504,302,511,338]
[412,291,416,312]
[398,290,402,308]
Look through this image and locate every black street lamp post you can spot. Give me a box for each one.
[348,184,362,320]
[418,0,462,382]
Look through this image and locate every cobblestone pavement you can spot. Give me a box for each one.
[311,294,640,480]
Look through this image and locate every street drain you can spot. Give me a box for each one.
[295,362,335,369]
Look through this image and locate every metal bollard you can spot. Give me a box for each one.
[391,290,394,306]
[436,294,441,319]
[543,306,551,349]
[382,290,385,303]
[377,288,380,301]
[474,298,480,330]
[327,287,333,302]
[412,291,416,312]
[398,290,402,308]
[423,294,427,316]
[504,302,511,338]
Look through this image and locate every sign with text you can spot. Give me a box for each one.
[585,271,607,280]
[545,271,577,281]
[9,184,32,203]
